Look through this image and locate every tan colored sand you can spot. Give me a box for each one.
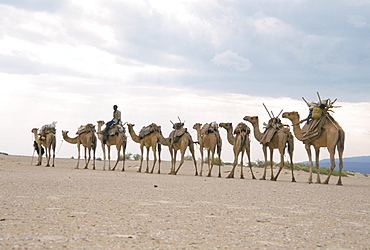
[0,155,369,249]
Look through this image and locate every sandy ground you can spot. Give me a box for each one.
[0,155,369,249]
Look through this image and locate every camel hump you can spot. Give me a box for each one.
[234,122,250,135]
[39,122,57,135]
[169,128,187,143]
[139,123,160,138]
[76,123,96,134]
[201,122,219,135]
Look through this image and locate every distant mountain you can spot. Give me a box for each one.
[301,156,370,174]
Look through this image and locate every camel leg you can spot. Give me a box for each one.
[288,139,296,182]
[51,141,55,167]
[168,147,175,174]
[111,144,121,171]
[146,147,150,173]
[207,150,213,177]
[92,147,96,170]
[150,147,157,174]
[227,148,239,179]
[261,145,268,180]
[245,145,256,180]
[85,146,90,169]
[336,147,344,186]
[305,144,313,184]
[36,143,42,166]
[157,143,161,174]
[323,147,336,185]
[76,144,80,169]
[175,150,185,175]
[107,146,112,171]
[240,151,245,179]
[314,147,322,184]
[269,148,274,181]
[45,145,51,167]
[273,147,285,181]
[138,145,144,172]
[102,145,106,171]
[199,148,204,176]
[121,141,126,172]
[217,145,222,178]
[189,143,198,176]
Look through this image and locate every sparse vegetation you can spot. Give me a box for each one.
[0,152,9,155]
[184,155,193,161]
[96,157,102,161]
[133,153,141,161]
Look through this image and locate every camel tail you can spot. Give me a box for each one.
[338,129,345,152]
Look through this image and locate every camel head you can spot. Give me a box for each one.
[97,120,105,126]
[282,111,299,122]
[219,122,232,130]
[193,123,202,130]
[61,130,69,136]
[31,128,38,133]
[127,123,135,128]
[243,116,258,124]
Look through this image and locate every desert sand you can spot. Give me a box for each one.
[1,154,369,249]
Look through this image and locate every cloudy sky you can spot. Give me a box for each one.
[0,0,369,165]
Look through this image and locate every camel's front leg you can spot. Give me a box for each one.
[269,148,274,180]
[84,146,91,169]
[45,146,51,167]
[138,145,144,172]
[199,148,204,176]
[92,148,96,170]
[239,151,245,179]
[157,143,161,174]
[207,150,213,177]
[314,147,321,184]
[261,145,268,180]
[245,146,256,179]
[305,144,313,184]
[107,146,112,171]
[101,145,106,171]
[150,147,157,174]
[189,144,198,176]
[121,141,126,172]
[227,148,239,178]
[111,145,121,171]
[168,147,175,174]
[273,148,285,181]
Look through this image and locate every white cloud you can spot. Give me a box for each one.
[247,16,295,37]
[211,50,251,71]
[348,15,369,28]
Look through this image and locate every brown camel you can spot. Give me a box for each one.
[243,116,295,182]
[193,123,222,177]
[97,121,127,171]
[127,123,161,174]
[157,127,198,176]
[219,122,256,179]
[31,128,56,167]
[62,127,97,170]
[282,111,345,185]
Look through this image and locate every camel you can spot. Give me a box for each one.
[243,116,295,182]
[127,123,161,174]
[282,111,345,185]
[219,122,256,179]
[61,127,97,170]
[31,128,56,167]
[193,123,222,177]
[156,125,198,176]
[97,121,127,171]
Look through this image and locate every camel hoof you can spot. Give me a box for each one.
[252,176,256,180]
[226,175,234,179]
[195,173,198,176]
[336,182,343,186]
[292,179,296,182]
[46,165,50,167]
[322,181,329,185]
[260,177,266,180]
[218,175,222,178]
[240,176,245,179]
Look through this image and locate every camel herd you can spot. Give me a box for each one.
[32,106,346,185]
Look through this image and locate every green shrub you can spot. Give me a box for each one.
[133,154,141,161]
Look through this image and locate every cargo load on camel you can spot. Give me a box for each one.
[169,117,188,144]
[139,123,161,139]
[301,92,342,141]
[260,104,290,144]
[38,121,57,140]
[76,123,96,134]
